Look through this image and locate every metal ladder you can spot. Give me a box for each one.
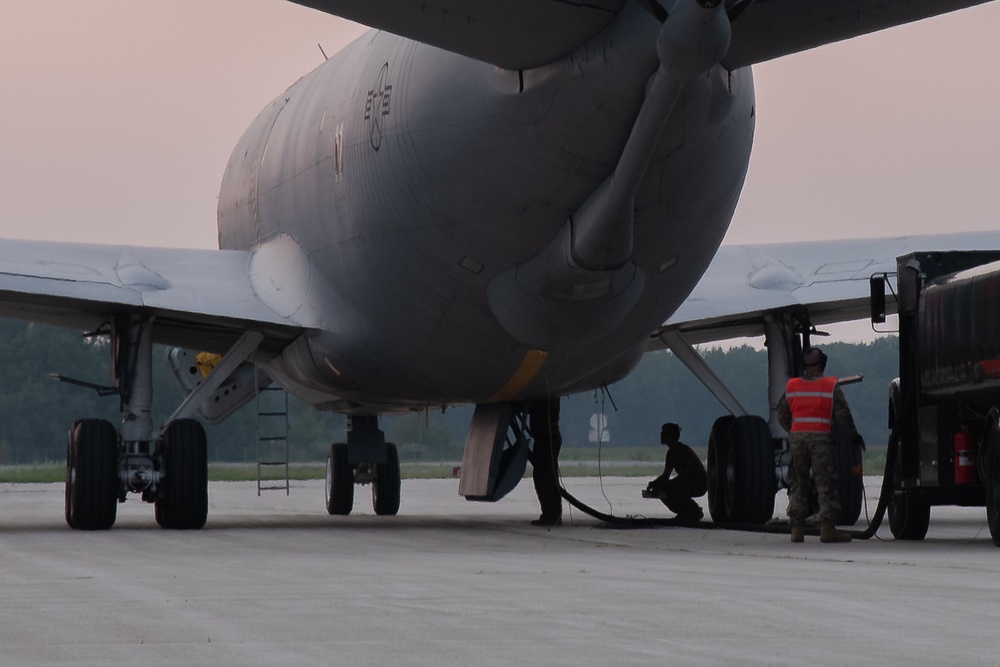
[255,367,290,495]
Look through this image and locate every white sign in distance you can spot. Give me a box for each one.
[589,413,610,443]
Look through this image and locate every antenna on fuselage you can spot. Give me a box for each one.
[318,43,329,61]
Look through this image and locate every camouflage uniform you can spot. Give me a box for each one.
[777,379,859,525]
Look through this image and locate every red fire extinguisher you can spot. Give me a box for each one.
[954,428,977,485]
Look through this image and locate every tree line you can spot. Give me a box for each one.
[0,319,897,464]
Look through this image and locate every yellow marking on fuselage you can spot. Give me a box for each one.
[489,349,549,402]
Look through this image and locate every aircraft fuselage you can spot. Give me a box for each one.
[217,5,754,412]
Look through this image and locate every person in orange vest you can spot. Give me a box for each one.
[777,347,863,544]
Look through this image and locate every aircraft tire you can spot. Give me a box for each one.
[707,415,735,522]
[834,423,864,526]
[325,443,354,515]
[65,419,118,531]
[722,415,776,525]
[372,442,401,516]
[154,419,208,530]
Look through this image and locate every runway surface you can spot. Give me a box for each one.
[1,476,998,665]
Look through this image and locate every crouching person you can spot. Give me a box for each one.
[646,423,707,522]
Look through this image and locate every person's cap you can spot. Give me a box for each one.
[803,347,827,369]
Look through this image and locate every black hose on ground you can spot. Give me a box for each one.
[559,426,901,539]
[845,425,899,540]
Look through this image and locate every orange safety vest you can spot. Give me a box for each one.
[785,376,837,433]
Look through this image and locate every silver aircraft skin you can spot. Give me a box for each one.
[3,0,999,527]
[219,3,749,410]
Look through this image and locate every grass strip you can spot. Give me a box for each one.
[0,446,889,484]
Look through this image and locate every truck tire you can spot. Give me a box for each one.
[886,411,930,540]
[888,489,930,540]
[983,418,1000,546]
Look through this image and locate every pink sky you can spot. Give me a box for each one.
[1,1,998,250]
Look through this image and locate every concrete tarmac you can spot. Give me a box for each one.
[1,476,999,666]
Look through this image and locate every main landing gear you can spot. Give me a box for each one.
[324,415,401,517]
[65,414,209,531]
[705,414,776,524]
[659,312,865,528]
[61,317,252,530]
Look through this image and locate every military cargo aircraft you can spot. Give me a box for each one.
[3,0,998,529]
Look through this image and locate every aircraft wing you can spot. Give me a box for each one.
[0,239,303,355]
[723,0,995,70]
[291,0,994,71]
[652,231,1000,347]
[289,0,626,70]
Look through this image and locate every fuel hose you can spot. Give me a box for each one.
[559,427,900,539]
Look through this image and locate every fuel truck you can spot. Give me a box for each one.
[872,250,1000,544]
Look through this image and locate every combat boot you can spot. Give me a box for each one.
[531,514,561,527]
[819,521,852,543]
[790,524,805,543]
